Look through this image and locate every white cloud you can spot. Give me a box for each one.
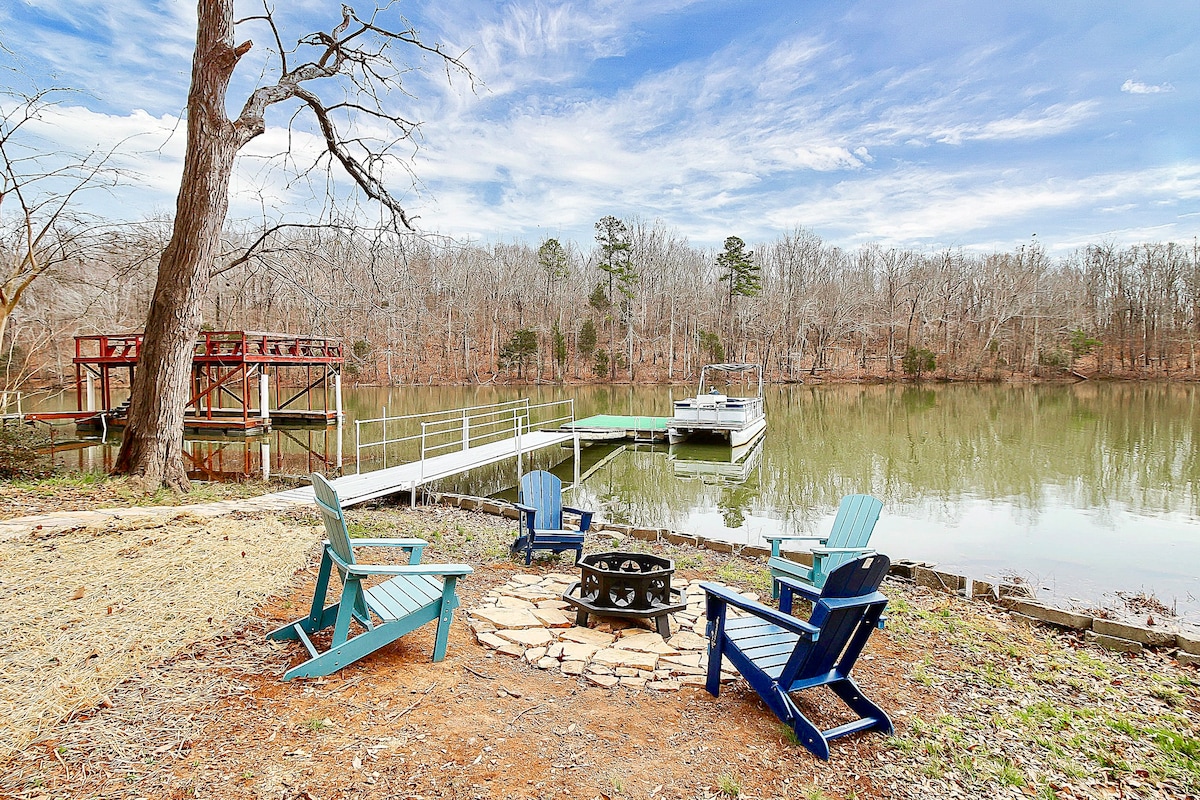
[1121,79,1175,95]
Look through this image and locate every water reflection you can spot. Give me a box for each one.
[28,381,1200,619]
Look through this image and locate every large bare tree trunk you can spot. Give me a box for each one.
[115,1,242,491]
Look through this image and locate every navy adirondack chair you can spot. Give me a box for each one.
[702,554,893,760]
[765,494,882,598]
[268,473,472,680]
[511,470,593,565]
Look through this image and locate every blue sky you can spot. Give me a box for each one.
[2,1,1198,254]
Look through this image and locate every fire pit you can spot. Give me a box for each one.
[562,551,686,637]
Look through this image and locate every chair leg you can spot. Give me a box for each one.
[828,678,894,736]
[790,709,832,761]
[431,576,461,662]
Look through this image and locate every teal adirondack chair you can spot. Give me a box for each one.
[268,473,472,680]
[765,494,882,599]
[511,470,593,565]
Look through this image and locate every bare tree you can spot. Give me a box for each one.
[114,1,471,490]
[0,85,120,406]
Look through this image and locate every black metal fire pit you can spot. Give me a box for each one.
[562,551,686,637]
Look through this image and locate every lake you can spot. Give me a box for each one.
[33,381,1200,622]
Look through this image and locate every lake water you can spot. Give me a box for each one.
[33,381,1200,622]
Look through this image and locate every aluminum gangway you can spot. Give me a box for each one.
[268,398,579,508]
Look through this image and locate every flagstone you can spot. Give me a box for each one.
[495,628,555,648]
[559,627,615,646]
[471,607,543,630]
[590,647,658,671]
[531,608,573,628]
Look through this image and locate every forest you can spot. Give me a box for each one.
[6,215,1200,393]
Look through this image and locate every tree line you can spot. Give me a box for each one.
[10,217,1200,390]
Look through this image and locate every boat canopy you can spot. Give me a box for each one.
[697,363,763,396]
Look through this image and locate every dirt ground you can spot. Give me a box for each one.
[2,502,1197,800]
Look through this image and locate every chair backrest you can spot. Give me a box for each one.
[519,470,563,529]
[311,473,355,566]
[781,554,891,685]
[827,494,884,549]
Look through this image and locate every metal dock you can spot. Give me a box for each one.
[298,398,582,506]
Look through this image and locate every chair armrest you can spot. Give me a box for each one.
[513,503,536,514]
[562,506,594,532]
[763,535,829,543]
[811,546,876,555]
[775,574,820,614]
[700,582,820,639]
[775,575,822,603]
[349,537,429,549]
[346,563,473,577]
[329,547,472,578]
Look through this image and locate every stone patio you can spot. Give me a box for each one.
[467,572,751,691]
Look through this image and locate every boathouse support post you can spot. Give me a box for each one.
[259,368,270,420]
[334,371,343,420]
[85,373,96,412]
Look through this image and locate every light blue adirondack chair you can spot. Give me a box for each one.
[702,554,894,760]
[511,470,593,565]
[268,473,472,680]
[765,494,882,599]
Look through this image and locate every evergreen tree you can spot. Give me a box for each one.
[595,216,635,379]
[717,235,761,353]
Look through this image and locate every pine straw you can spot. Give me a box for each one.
[0,511,317,767]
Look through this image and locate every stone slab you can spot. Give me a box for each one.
[1091,619,1175,648]
[1178,633,1200,655]
[471,607,544,630]
[1176,651,1200,667]
[667,631,708,651]
[559,628,616,646]
[559,641,601,662]
[586,673,620,688]
[495,628,555,648]
[532,608,574,628]
[476,632,509,650]
[1009,600,1093,631]
[591,647,659,671]
[1085,630,1143,655]
[614,633,679,655]
[560,660,586,676]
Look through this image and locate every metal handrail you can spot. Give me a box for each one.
[355,398,576,475]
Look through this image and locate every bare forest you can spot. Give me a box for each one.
[9,218,1200,390]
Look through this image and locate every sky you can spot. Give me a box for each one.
[2,0,1198,255]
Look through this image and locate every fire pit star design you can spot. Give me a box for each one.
[562,551,687,637]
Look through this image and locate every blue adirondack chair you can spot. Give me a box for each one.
[268,473,472,680]
[765,494,882,598]
[702,554,893,760]
[511,470,593,565]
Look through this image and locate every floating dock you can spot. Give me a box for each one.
[564,415,669,442]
